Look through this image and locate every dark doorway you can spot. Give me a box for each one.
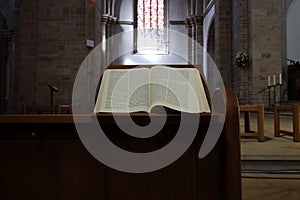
[288,60,300,100]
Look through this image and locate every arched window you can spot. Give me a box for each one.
[136,0,168,54]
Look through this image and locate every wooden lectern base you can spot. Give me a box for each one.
[0,89,241,200]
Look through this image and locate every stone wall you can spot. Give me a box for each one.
[230,0,297,106]
[13,0,91,111]
[249,0,284,106]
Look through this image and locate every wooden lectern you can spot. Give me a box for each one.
[0,66,241,200]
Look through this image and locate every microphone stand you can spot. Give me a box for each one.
[47,84,58,106]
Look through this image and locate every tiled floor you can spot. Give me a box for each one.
[240,113,300,200]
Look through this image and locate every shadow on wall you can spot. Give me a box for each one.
[0,0,15,31]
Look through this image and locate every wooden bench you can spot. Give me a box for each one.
[22,104,72,114]
[58,104,72,114]
[274,104,300,142]
[22,105,61,114]
[239,104,265,142]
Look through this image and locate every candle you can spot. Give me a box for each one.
[273,75,276,86]
[268,76,271,86]
[279,73,282,84]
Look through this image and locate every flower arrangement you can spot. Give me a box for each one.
[235,52,249,68]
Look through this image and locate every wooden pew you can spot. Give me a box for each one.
[22,104,72,114]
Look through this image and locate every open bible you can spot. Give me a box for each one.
[94,66,211,113]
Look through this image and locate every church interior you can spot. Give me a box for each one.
[1,0,300,199]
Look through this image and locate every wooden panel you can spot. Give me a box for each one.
[0,90,241,200]
[0,138,87,200]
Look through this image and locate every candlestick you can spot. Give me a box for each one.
[268,85,271,109]
[279,73,282,84]
[273,74,276,86]
[273,82,276,106]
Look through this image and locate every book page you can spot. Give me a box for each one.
[94,68,150,113]
[128,68,150,112]
[149,66,169,112]
[150,66,210,113]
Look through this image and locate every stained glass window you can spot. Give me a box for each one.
[136,0,167,54]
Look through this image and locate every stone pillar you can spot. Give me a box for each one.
[95,0,102,45]
[185,16,194,64]
[101,14,109,67]
[107,16,117,65]
[249,0,284,105]
[193,15,203,68]
[214,0,232,88]
[232,0,250,104]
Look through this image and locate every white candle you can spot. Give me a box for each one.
[279,73,282,84]
[268,76,271,86]
[273,75,276,86]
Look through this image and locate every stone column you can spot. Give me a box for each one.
[101,14,109,66]
[232,0,250,104]
[185,16,194,63]
[214,0,232,88]
[192,15,203,69]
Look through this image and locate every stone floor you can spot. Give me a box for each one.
[242,175,300,200]
[240,113,300,200]
[241,113,300,160]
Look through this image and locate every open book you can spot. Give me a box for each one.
[94,66,210,113]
